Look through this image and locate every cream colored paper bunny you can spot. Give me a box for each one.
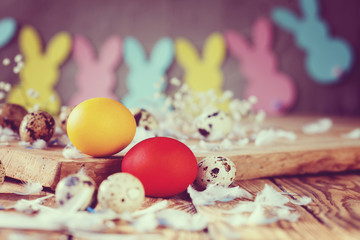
[176,33,226,96]
[7,26,72,115]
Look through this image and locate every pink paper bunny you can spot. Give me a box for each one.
[68,35,122,106]
[226,18,297,115]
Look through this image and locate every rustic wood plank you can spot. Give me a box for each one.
[1,116,360,190]
[273,173,360,240]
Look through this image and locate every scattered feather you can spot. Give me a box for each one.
[302,118,332,134]
[255,129,297,146]
[32,139,47,149]
[188,184,252,206]
[0,127,18,141]
[18,141,31,148]
[132,213,159,232]
[156,209,208,231]
[224,184,311,227]
[12,181,43,195]
[290,196,312,205]
[62,144,84,159]
[342,128,360,139]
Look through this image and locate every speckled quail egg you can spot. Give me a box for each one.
[131,108,158,131]
[98,173,145,214]
[55,173,96,210]
[195,110,233,141]
[58,106,74,134]
[0,103,28,134]
[19,110,55,143]
[0,160,5,184]
[196,155,236,189]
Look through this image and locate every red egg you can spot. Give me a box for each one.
[121,137,198,197]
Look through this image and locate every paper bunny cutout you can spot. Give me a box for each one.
[226,18,297,115]
[0,17,16,49]
[272,0,353,84]
[175,33,225,95]
[7,26,72,115]
[68,35,122,106]
[122,37,174,112]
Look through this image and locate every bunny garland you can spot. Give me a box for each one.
[0,17,16,49]
[7,26,72,115]
[175,33,226,94]
[122,37,174,112]
[272,0,353,84]
[226,18,297,115]
[68,35,122,106]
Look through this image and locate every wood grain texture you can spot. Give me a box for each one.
[1,116,360,190]
[2,173,360,239]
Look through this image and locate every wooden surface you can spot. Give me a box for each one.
[1,172,360,240]
[1,116,360,190]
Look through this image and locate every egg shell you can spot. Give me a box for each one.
[0,160,5,184]
[19,111,55,143]
[58,106,74,134]
[0,103,28,133]
[55,173,96,210]
[196,155,236,189]
[67,98,136,157]
[121,137,198,197]
[97,173,145,214]
[131,108,159,131]
[195,110,233,141]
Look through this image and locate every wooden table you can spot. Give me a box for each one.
[1,116,360,239]
[1,172,360,240]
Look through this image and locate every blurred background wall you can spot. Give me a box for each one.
[0,0,359,115]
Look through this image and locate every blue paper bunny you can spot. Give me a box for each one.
[0,17,16,49]
[272,0,353,84]
[122,37,174,112]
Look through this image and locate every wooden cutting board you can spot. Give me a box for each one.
[1,116,360,190]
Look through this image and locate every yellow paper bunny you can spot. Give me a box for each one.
[7,26,72,115]
[175,33,228,111]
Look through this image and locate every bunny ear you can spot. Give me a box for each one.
[271,7,300,33]
[0,17,16,49]
[225,30,251,59]
[45,31,72,65]
[150,37,174,72]
[73,35,96,66]
[19,25,42,59]
[99,36,122,69]
[124,37,146,69]
[175,37,200,69]
[252,18,273,50]
[300,0,318,18]
[203,33,225,66]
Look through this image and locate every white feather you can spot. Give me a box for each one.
[11,182,43,195]
[156,209,208,231]
[188,184,252,206]
[342,128,360,139]
[32,139,47,149]
[62,144,84,159]
[302,118,332,134]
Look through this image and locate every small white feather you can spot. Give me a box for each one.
[32,139,47,149]
[188,184,252,206]
[302,118,332,134]
[62,144,83,159]
[12,181,43,195]
[342,128,360,139]
[156,209,208,231]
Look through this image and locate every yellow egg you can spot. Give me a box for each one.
[67,98,136,157]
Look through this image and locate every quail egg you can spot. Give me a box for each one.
[55,173,96,210]
[196,155,236,189]
[131,108,158,131]
[0,103,28,134]
[195,110,233,141]
[98,173,145,214]
[58,106,74,134]
[19,110,55,143]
